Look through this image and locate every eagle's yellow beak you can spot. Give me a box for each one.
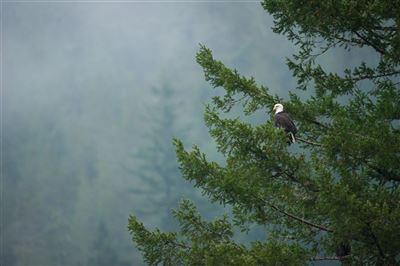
[272,106,276,112]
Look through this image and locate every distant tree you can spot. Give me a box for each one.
[88,221,129,265]
[129,1,400,265]
[3,123,79,265]
[125,85,193,229]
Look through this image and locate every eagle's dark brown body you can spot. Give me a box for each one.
[274,111,297,143]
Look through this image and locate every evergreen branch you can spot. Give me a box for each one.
[365,160,400,182]
[264,200,333,233]
[305,118,330,129]
[353,31,386,55]
[351,70,400,82]
[309,40,340,59]
[371,232,385,259]
[311,255,350,261]
[251,147,321,192]
[330,34,366,47]
[364,222,385,259]
[165,240,191,250]
[314,18,388,56]
[314,28,388,57]
[283,170,320,193]
[296,137,322,147]
[370,25,397,31]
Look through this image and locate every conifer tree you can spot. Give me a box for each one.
[125,85,200,231]
[129,1,400,265]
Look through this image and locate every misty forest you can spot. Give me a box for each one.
[3,1,399,266]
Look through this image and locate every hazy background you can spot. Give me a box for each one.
[2,1,374,265]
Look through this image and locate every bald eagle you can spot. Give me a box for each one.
[273,103,297,144]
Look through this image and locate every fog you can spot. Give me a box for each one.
[3,2,375,265]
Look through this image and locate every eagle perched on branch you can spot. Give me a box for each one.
[273,103,297,144]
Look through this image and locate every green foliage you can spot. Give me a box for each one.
[129,200,310,266]
[129,1,400,265]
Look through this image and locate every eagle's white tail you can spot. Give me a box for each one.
[290,133,296,144]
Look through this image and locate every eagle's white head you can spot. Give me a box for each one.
[273,103,284,114]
